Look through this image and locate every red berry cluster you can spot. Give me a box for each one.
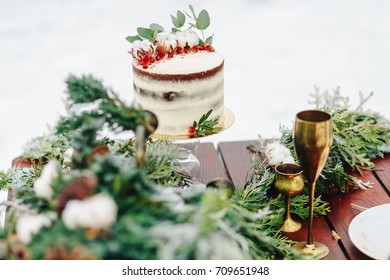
[188,125,196,135]
[138,44,215,69]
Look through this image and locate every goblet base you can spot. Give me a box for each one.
[281,218,301,233]
[292,241,329,259]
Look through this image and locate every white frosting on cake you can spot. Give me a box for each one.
[133,51,224,136]
[135,52,224,75]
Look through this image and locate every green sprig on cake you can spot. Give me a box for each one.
[188,109,222,137]
[126,5,215,69]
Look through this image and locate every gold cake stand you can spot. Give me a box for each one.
[149,108,235,181]
[150,107,235,140]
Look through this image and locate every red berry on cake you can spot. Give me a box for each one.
[205,44,214,52]
[188,125,196,135]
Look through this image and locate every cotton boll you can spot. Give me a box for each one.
[131,39,155,59]
[184,29,199,47]
[282,155,295,164]
[175,31,187,48]
[278,145,292,157]
[62,193,117,230]
[265,142,295,166]
[130,40,142,58]
[16,213,54,244]
[267,154,286,166]
[156,32,177,52]
[175,29,199,48]
[140,39,156,54]
[33,159,59,199]
[63,147,74,163]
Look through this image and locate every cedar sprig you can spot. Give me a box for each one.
[189,109,222,137]
[278,87,389,192]
[233,155,330,239]
[311,87,390,173]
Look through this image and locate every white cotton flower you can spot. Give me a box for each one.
[62,193,117,230]
[184,29,199,47]
[282,155,295,164]
[175,31,187,48]
[140,39,156,53]
[131,40,142,58]
[63,147,74,163]
[33,159,59,199]
[156,32,177,51]
[175,29,200,48]
[265,142,295,166]
[268,154,285,165]
[16,213,55,244]
[131,39,155,59]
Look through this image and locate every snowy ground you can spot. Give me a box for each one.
[1,0,390,223]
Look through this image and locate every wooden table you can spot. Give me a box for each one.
[194,140,390,260]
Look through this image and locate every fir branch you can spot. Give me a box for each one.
[66,74,109,104]
[57,74,155,137]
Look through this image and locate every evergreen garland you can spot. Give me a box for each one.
[0,74,302,260]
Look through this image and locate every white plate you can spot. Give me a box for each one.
[348,203,390,259]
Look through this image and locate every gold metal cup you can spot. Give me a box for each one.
[275,163,304,232]
[293,110,332,259]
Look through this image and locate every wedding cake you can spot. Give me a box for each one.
[128,9,224,136]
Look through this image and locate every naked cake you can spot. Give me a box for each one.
[127,7,224,136]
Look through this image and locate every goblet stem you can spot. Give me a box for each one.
[307,181,315,246]
[281,195,302,232]
[286,196,292,222]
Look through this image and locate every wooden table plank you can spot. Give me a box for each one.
[325,169,390,259]
[373,154,390,194]
[194,142,229,184]
[218,140,261,188]
[284,216,347,260]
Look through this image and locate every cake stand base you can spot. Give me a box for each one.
[172,138,200,180]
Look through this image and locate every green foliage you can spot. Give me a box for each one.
[125,35,142,43]
[189,109,222,137]
[195,10,210,30]
[57,74,154,137]
[311,87,390,172]
[279,87,389,192]
[171,10,186,28]
[127,5,213,45]
[136,27,157,41]
[0,168,38,191]
[66,74,109,103]
[0,74,304,260]
[235,156,330,240]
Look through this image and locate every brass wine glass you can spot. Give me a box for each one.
[275,163,304,232]
[293,110,332,259]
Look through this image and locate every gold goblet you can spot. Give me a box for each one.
[293,110,332,259]
[275,163,304,232]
